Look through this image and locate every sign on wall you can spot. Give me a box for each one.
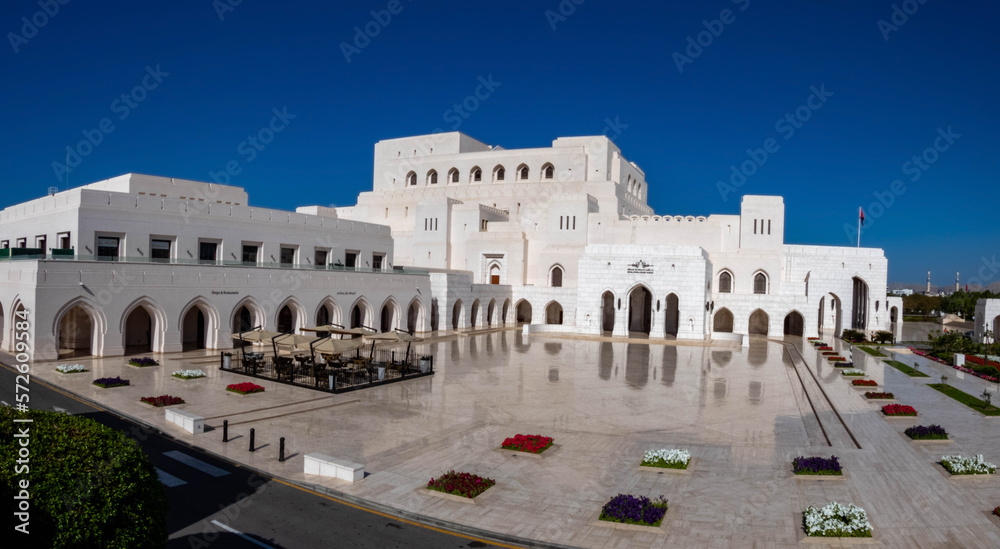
[627,260,654,275]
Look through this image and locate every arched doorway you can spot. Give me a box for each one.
[852,277,868,330]
[627,286,652,335]
[0,302,5,351]
[430,299,439,331]
[350,303,366,329]
[828,293,843,337]
[749,309,769,335]
[316,303,332,327]
[380,301,396,333]
[486,299,497,327]
[123,307,153,355]
[277,305,295,333]
[713,308,733,332]
[993,315,1000,343]
[182,307,208,351]
[664,293,679,337]
[232,305,254,347]
[783,311,804,336]
[407,300,422,333]
[470,299,481,329]
[58,305,93,358]
[545,302,563,325]
[452,300,464,330]
[501,299,511,325]
[601,291,615,333]
[515,300,532,324]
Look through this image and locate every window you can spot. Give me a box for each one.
[719,271,732,293]
[35,235,46,252]
[97,237,120,261]
[494,166,505,181]
[753,219,757,234]
[448,168,459,183]
[489,264,500,284]
[480,219,488,231]
[427,170,438,185]
[345,251,358,268]
[199,241,218,262]
[280,247,295,265]
[543,164,554,179]
[551,266,563,287]
[767,219,771,235]
[753,273,767,294]
[16,238,27,249]
[242,245,258,264]
[517,165,529,180]
[0,241,8,249]
[372,253,384,270]
[406,172,417,186]
[57,232,70,249]
[151,239,171,262]
[315,249,328,267]
[471,167,482,182]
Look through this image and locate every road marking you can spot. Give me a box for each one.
[1,401,9,407]
[156,468,187,487]
[53,406,68,414]
[163,451,231,477]
[211,520,276,549]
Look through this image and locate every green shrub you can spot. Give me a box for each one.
[0,408,168,549]
[841,329,865,343]
[873,330,893,344]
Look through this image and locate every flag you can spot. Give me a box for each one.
[966,284,968,292]
[859,207,865,224]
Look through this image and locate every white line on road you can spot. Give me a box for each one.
[1,401,8,407]
[163,450,231,477]
[155,468,187,487]
[53,406,68,413]
[211,520,276,549]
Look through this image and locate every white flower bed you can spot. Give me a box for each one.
[941,454,997,475]
[803,502,872,537]
[841,368,865,376]
[56,364,87,373]
[172,369,207,379]
[642,448,691,468]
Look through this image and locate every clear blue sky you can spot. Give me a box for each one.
[2,0,997,287]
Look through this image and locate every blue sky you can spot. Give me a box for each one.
[2,0,997,287]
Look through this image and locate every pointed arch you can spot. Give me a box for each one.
[783,310,804,336]
[493,165,505,182]
[852,276,869,330]
[541,162,554,180]
[120,296,168,355]
[516,163,529,181]
[231,296,266,334]
[379,296,401,333]
[314,296,342,328]
[406,171,417,186]
[626,284,653,334]
[718,270,733,293]
[486,298,497,327]
[275,296,307,334]
[515,299,532,324]
[470,166,482,183]
[544,300,564,325]
[713,308,734,333]
[52,297,106,358]
[447,167,459,184]
[406,297,425,334]
[501,298,512,325]
[601,290,616,333]
[549,264,564,288]
[753,270,769,295]
[348,297,373,330]
[452,299,464,330]
[426,169,438,185]
[664,293,679,336]
[748,308,769,335]
[470,298,482,329]
[179,296,220,351]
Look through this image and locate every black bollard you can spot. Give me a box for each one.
[279,437,285,462]
[223,420,229,443]
[249,428,256,452]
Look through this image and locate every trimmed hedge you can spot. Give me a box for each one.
[0,408,168,549]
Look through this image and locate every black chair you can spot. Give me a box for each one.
[276,356,294,381]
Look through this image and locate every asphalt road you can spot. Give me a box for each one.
[0,358,513,549]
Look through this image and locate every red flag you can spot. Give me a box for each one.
[859,207,865,223]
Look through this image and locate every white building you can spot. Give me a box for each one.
[0,133,902,360]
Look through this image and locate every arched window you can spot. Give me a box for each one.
[406,172,417,186]
[517,164,529,181]
[718,271,733,293]
[427,170,438,185]
[550,265,563,287]
[542,164,554,179]
[636,183,641,195]
[493,165,505,182]
[448,168,459,183]
[471,167,482,183]
[753,272,768,294]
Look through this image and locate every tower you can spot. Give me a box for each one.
[956,272,960,292]
[926,271,931,294]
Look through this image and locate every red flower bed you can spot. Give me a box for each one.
[852,379,877,387]
[818,346,833,351]
[865,392,894,400]
[501,434,554,454]
[226,382,265,395]
[910,348,1000,383]
[141,395,185,407]
[808,337,820,340]
[994,505,999,518]
[426,470,495,499]
[882,404,917,416]
[827,356,847,362]
[966,355,1000,368]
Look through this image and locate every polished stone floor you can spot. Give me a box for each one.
[33,331,1000,548]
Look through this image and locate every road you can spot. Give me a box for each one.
[0,358,513,549]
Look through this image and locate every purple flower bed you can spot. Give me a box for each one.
[834,362,854,368]
[93,376,130,388]
[905,425,948,440]
[793,455,843,476]
[599,494,668,526]
[128,357,159,367]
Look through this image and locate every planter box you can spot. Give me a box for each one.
[639,457,693,474]
[796,513,877,544]
[421,486,491,505]
[793,469,848,481]
[497,445,557,459]
[592,516,666,534]
[902,432,951,444]
[935,461,997,480]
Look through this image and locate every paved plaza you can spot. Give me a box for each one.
[33,330,1000,548]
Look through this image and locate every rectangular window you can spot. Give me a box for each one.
[151,239,171,262]
[35,235,46,252]
[424,218,428,231]
[280,247,295,265]
[345,251,357,268]
[0,241,8,249]
[753,219,757,234]
[58,232,71,249]
[16,238,27,248]
[560,216,563,230]
[97,237,120,261]
[372,253,384,270]
[435,218,438,230]
[315,249,328,267]
[573,216,576,230]
[768,220,771,235]
[242,245,258,264]
[199,241,218,262]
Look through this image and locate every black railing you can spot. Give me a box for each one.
[219,348,433,394]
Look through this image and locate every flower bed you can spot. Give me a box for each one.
[172,369,206,380]
[56,364,88,374]
[852,379,877,387]
[994,506,999,518]
[226,382,265,395]
[803,502,872,538]
[128,357,159,367]
[865,392,894,400]
[940,455,996,475]
[501,434,553,454]
[641,449,691,470]
[841,369,866,376]
[808,337,820,340]
[821,351,838,356]
[140,395,185,407]
[599,494,668,527]
[93,376,130,389]
[793,456,842,476]
[833,361,853,368]
[818,346,833,351]
[911,348,999,383]
[882,404,917,416]
[905,425,948,440]
[426,471,495,499]
[827,356,847,362]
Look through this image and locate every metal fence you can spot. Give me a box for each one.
[219,347,433,393]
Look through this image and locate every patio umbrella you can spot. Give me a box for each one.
[363,331,423,359]
[271,333,324,359]
[231,329,282,342]
[311,337,365,360]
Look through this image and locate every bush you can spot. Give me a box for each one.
[599,494,668,526]
[793,456,842,475]
[0,408,168,549]
[873,331,893,344]
[841,329,865,343]
[426,471,495,499]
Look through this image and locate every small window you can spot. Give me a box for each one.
[449,168,459,183]
[518,165,529,180]
[768,219,771,235]
[280,247,295,265]
[427,170,438,185]
[551,266,563,287]
[471,167,482,182]
[372,253,384,270]
[242,245,258,264]
[719,271,732,293]
[494,166,505,181]
[543,164,554,179]
[407,172,417,186]
[0,241,8,249]
[345,251,358,268]
[98,237,120,261]
[16,238,27,249]
[35,235,47,252]
[57,232,70,249]
[753,273,767,294]
[151,239,171,262]
[315,249,328,267]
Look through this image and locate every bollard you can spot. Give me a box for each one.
[249,428,256,452]
[223,420,229,443]
[279,437,285,462]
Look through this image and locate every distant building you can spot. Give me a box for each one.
[889,289,914,296]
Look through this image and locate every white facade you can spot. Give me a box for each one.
[974,299,1000,343]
